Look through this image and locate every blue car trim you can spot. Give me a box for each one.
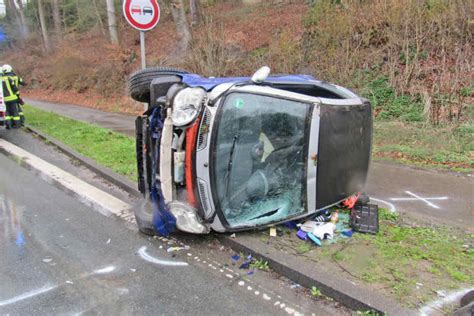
[180,74,318,91]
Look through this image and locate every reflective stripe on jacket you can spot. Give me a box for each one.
[2,75,19,102]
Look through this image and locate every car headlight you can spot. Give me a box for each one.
[171,87,206,127]
[168,201,209,234]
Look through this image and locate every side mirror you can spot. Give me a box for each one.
[251,66,271,84]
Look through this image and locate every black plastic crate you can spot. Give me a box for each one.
[351,204,379,234]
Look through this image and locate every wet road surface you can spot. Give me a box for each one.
[0,131,347,315]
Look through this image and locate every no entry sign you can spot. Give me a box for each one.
[123,0,160,32]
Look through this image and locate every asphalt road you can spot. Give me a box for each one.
[0,130,346,315]
[25,98,474,231]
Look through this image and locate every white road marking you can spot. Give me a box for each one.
[138,246,188,267]
[419,287,474,316]
[92,266,116,275]
[371,197,397,213]
[390,191,446,209]
[0,284,57,307]
[390,197,448,201]
[0,139,132,219]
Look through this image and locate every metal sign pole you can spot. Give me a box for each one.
[140,31,146,69]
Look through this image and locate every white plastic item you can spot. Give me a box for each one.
[311,222,336,240]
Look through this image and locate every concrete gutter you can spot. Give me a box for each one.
[24,125,415,315]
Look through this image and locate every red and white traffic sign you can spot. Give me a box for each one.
[123,0,160,32]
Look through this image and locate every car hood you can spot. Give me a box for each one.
[180,74,317,91]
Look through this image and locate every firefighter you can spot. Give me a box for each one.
[1,70,20,129]
[2,64,25,125]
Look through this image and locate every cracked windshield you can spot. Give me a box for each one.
[214,93,311,227]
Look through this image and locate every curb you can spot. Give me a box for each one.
[24,125,414,315]
[218,235,415,316]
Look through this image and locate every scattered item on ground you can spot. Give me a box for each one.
[343,193,361,209]
[269,227,277,237]
[239,260,251,269]
[283,221,298,229]
[106,238,111,244]
[341,230,353,238]
[300,220,322,233]
[310,209,331,222]
[311,222,336,240]
[230,233,236,238]
[166,245,190,253]
[307,232,322,246]
[290,283,301,289]
[247,270,254,275]
[330,210,339,224]
[231,254,240,262]
[296,229,308,240]
[42,258,52,263]
[351,204,379,234]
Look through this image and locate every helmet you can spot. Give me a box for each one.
[2,64,12,74]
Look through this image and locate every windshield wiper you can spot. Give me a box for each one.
[224,134,239,198]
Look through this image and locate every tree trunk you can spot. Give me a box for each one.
[52,0,62,39]
[190,0,201,27]
[92,0,106,36]
[105,0,119,44]
[6,0,25,39]
[16,0,30,38]
[37,0,52,52]
[170,0,192,56]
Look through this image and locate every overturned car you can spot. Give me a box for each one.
[129,67,372,235]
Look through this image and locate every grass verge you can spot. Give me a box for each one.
[271,209,473,308]
[24,105,137,180]
[372,121,473,173]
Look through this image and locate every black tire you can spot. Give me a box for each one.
[134,194,156,236]
[128,67,189,103]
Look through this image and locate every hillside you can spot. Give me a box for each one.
[1,0,472,123]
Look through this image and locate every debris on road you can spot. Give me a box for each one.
[269,227,277,237]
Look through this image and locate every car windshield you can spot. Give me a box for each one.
[212,92,311,228]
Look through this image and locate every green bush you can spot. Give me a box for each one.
[364,77,424,122]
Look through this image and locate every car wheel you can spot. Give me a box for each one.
[128,67,189,103]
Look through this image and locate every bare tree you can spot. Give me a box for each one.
[15,0,30,38]
[190,0,201,27]
[6,0,29,39]
[52,0,62,39]
[170,0,192,56]
[105,0,119,44]
[37,0,52,52]
[92,0,106,36]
